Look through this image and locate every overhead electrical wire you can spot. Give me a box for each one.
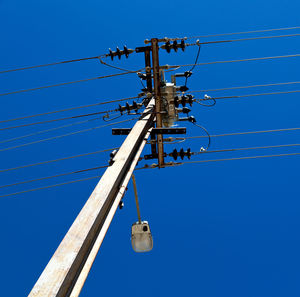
[0,118,100,145]
[169,53,300,69]
[180,152,300,165]
[188,33,300,46]
[0,117,137,153]
[2,126,299,171]
[0,110,116,132]
[0,54,106,74]
[174,127,300,141]
[1,26,299,76]
[191,81,300,93]
[194,89,300,103]
[0,175,102,198]
[193,143,300,155]
[2,143,300,190]
[0,147,117,173]
[2,151,300,198]
[0,96,139,124]
[187,25,300,39]
[0,69,142,97]
[0,165,108,189]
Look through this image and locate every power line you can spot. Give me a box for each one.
[0,69,142,97]
[0,147,117,173]
[4,144,299,189]
[191,81,300,93]
[181,152,300,165]
[170,53,300,68]
[195,89,300,102]
[0,118,100,145]
[193,143,300,155]
[0,175,101,198]
[187,26,300,39]
[0,54,106,74]
[0,117,137,153]
[0,165,108,189]
[3,151,300,198]
[0,110,115,132]
[187,33,300,46]
[0,96,139,124]
[175,127,300,141]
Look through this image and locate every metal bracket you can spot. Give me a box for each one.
[112,127,186,136]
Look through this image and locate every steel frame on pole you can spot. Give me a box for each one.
[151,38,165,168]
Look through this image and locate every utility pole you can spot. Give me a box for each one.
[28,99,155,297]
[28,37,189,297]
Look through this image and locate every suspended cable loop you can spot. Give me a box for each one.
[191,122,211,151]
[0,69,143,97]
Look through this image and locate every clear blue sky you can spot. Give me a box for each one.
[0,0,300,296]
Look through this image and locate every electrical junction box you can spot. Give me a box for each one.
[161,82,178,127]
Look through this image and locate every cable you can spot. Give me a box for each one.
[0,69,142,97]
[0,54,106,74]
[0,118,100,145]
[191,123,211,151]
[195,96,216,107]
[0,165,108,189]
[187,26,300,39]
[196,89,300,102]
[175,127,300,141]
[2,151,300,198]
[187,33,300,46]
[181,152,300,165]
[0,175,101,198]
[0,96,139,124]
[185,44,201,86]
[0,117,137,152]
[0,110,115,132]
[99,57,137,72]
[193,143,300,155]
[0,148,117,173]
[169,53,300,69]
[190,81,300,93]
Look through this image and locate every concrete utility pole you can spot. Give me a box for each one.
[28,36,188,297]
[28,99,155,297]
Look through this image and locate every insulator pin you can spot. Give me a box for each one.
[169,148,192,160]
[107,46,134,60]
